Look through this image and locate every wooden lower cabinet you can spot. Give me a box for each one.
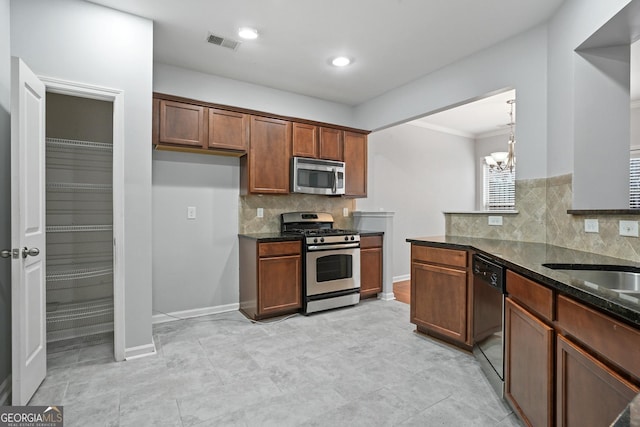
[505,298,554,427]
[360,235,382,299]
[556,334,639,427]
[258,255,301,315]
[239,239,302,320]
[411,260,468,345]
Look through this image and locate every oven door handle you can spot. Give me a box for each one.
[307,243,360,251]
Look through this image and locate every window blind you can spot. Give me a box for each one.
[483,163,515,210]
[630,155,640,208]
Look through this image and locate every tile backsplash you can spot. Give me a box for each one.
[446,177,546,243]
[446,174,640,262]
[239,194,355,234]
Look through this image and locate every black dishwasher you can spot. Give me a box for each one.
[472,253,506,397]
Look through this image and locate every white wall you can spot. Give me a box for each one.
[10,0,154,351]
[474,132,512,209]
[152,151,240,316]
[0,0,11,402]
[354,26,548,182]
[154,63,356,128]
[546,0,632,178]
[356,124,475,279]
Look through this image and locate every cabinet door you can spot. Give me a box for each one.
[343,131,367,197]
[208,108,248,151]
[319,127,343,161]
[258,255,301,315]
[292,122,318,158]
[556,334,639,427]
[360,246,382,298]
[159,100,206,147]
[248,116,291,193]
[411,262,467,343]
[505,298,554,427]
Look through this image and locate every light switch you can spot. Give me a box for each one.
[257,208,264,218]
[343,207,349,217]
[187,206,196,220]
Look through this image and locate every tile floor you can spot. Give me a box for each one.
[31,299,522,426]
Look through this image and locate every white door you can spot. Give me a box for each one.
[10,57,47,405]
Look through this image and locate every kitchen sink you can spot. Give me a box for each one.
[542,264,640,293]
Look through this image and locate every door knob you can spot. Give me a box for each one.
[1,249,12,259]
[22,247,40,258]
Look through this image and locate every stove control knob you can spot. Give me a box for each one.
[320,237,325,243]
[313,238,318,243]
[344,236,349,241]
[350,236,355,241]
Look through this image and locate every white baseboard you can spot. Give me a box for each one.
[152,303,240,324]
[393,274,410,282]
[0,374,11,406]
[124,339,157,361]
[378,292,396,301]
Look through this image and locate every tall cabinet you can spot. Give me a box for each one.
[45,93,114,345]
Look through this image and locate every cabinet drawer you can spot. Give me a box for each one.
[506,270,554,322]
[360,235,382,249]
[556,295,640,380]
[412,245,466,268]
[258,241,301,257]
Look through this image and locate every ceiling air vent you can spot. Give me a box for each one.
[206,33,240,51]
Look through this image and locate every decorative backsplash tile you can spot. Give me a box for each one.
[545,174,640,262]
[447,173,640,262]
[239,194,355,234]
[445,177,546,243]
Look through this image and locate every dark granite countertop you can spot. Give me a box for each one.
[239,230,383,242]
[359,230,384,237]
[406,236,640,327]
[238,233,303,242]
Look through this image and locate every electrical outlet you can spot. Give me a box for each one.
[187,206,196,220]
[488,216,503,226]
[343,207,349,217]
[584,219,599,233]
[257,208,264,218]
[619,220,639,237]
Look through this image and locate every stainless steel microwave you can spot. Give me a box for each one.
[291,157,345,195]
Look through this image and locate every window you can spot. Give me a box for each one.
[630,150,640,208]
[483,163,515,210]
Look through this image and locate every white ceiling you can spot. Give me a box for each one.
[87,0,564,108]
[408,90,516,138]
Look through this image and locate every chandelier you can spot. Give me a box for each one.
[485,99,516,172]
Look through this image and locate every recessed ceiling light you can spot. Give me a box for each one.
[238,27,258,40]
[332,56,351,67]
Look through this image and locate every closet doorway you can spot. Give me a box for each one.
[42,78,125,363]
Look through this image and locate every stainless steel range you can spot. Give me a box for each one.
[281,212,360,314]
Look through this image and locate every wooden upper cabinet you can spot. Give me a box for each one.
[292,122,318,158]
[319,127,343,161]
[247,116,292,194]
[208,108,248,151]
[159,100,206,147]
[344,131,368,197]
